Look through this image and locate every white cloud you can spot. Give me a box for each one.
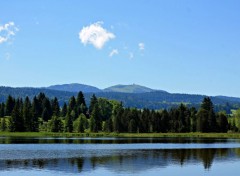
[79,21,115,49]
[109,49,119,57]
[0,21,19,44]
[129,52,134,59]
[138,42,145,51]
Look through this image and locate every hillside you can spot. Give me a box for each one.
[104,84,157,93]
[1,86,240,112]
[46,83,102,93]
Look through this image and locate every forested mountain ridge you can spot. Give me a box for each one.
[103,84,162,93]
[46,83,162,93]
[45,83,102,93]
[0,86,240,112]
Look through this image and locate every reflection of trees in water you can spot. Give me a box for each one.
[0,137,229,144]
[198,149,216,169]
[0,148,235,173]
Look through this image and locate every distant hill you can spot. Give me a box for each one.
[216,96,240,103]
[46,83,102,93]
[1,85,240,113]
[104,84,164,93]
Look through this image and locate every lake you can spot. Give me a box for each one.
[0,137,240,176]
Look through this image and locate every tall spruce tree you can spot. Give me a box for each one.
[199,97,217,132]
[61,102,67,117]
[9,100,24,132]
[0,103,5,117]
[89,94,98,115]
[42,97,52,119]
[76,91,87,116]
[49,116,63,132]
[5,95,15,116]
[65,112,73,132]
[23,96,32,131]
[52,97,60,117]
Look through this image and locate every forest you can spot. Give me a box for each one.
[1,86,240,112]
[0,92,239,133]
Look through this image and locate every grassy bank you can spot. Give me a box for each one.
[1,132,240,138]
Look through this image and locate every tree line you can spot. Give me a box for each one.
[0,92,235,133]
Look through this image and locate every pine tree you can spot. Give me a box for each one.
[65,112,73,132]
[217,112,228,132]
[23,96,32,131]
[0,103,5,117]
[128,119,137,133]
[68,96,76,113]
[42,97,52,119]
[32,96,41,117]
[52,97,60,117]
[76,113,87,133]
[48,116,63,132]
[89,94,97,115]
[90,104,101,132]
[42,108,50,121]
[161,110,169,132]
[199,97,217,132]
[76,92,87,116]
[61,102,67,117]
[196,109,208,132]
[9,101,24,132]
[77,91,86,107]
[5,95,15,116]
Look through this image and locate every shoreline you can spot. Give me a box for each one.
[1,132,240,138]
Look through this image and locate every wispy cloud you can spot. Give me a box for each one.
[79,21,115,49]
[109,49,119,57]
[138,42,145,51]
[0,22,19,44]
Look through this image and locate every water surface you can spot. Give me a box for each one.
[0,137,240,176]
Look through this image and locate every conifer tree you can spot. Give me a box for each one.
[61,102,67,117]
[52,97,60,117]
[5,95,15,116]
[65,112,73,132]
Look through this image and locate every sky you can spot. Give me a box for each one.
[0,0,240,97]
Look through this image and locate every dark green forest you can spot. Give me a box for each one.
[1,86,240,113]
[0,92,236,133]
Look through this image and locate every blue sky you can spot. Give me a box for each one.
[0,0,240,97]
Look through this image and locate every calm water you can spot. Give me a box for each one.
[0,137,240,176]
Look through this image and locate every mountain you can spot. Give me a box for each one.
[1,85,240,113]
[104,84,164,93]
[216,96,240,103]
[46,83,102,93]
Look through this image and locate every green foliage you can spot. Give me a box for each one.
[89,94,98,114]
[90,104,101,132]
[196,97,217,132]
[76,91,87,116]
[65,113,73,132]
[0,103,5,117]
[128,119,137,133]
[5,95,15,116]
[216,112,228,132]
[9,100,24,132]
[48,116,63,132]
[52,97,60,117]
[1,86,240,112]
[61,103,67,117]
[0,92,231,134]
[0,118,7,131]
[74,113,87,133]
[68,96,76,114]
